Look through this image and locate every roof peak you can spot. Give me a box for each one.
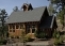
[22,3,33,11]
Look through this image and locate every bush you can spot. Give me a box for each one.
[36,32,47,38]
[54,39,60,45]
[54,37,63,45]
[53,31,60,39]
[0,39,7,45]
[53,30,63,45]
[25,33,34,42]
[35,30,47,38]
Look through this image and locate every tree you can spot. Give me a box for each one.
[48,0,65,28]
[53,30,63,45]
[13,6,19,12]
[0,9,8,44]
[0,9,7,26]
[57,10,64,29]
[0,9,8,36]
[48,0,65,9]
[48,3,57,16]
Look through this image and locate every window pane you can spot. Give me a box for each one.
[12,25,15,29]
[32,25,35,28]
[10,25,12,29]
[31,24,35,33]
[20,24,23,29]
[13,30,15,32]
[11,36,14,39]
[10,24,15,29]
[32,28,35,33]
[16,36,19,39]
[10,30,12,32]
[16,24,19,29]
[26,28,30,33]
[26,24,30,33]
[27,25,30,28]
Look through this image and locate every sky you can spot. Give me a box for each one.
[0,0,50,15]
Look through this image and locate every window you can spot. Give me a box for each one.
[16,36,19,39]
[32,28,35,33]
[9,24,15,32]
[26,28,30,33]
[27,25,30,28]
[31,25,36,33]
[10,30,12,32]
[16,24,19,29]
[10,25,12,29]
[20,24,23,29]
[13,30,15,32]
[26,25,30,33]
[32,25,35,28]
[11,36,14,39]
[12,25,15,29]
[10,24,15,29]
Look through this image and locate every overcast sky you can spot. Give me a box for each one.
[0,0,50,15]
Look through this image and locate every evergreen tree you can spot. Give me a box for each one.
[0,9,8,42]
[48,3,57,16]
[13,6,19,12]
[48,0,65,28]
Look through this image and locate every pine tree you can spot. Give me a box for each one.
[13,6,19,12]
[48,0,65,28]
[0,9,8,44]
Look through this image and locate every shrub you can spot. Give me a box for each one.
[38,32,47,38]
[0,39,7,45]
[53,31,60,39]
[35,30,47,38]
[25,33,34,42]
[53,30,63,45]
[54,37,63,45]
[54,38,60,45]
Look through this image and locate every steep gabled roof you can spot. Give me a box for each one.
[40,16,55,28]
[6,6,47,24]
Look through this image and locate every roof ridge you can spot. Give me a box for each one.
[11,6,47,13]
[7,6,47,24]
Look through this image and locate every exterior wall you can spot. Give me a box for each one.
[8,23,26,38]
[8,22,39,39]
[40,28,52,38]
[8,23,54,39]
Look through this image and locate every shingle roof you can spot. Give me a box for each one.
[6,6,46,24]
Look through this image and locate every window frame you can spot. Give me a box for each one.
[31,24,36,33]
[26,24,30,33]
[16,24,19,29]
[9,24,15,32]
[20,24,23,29]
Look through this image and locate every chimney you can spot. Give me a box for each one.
[22,3,33,11]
